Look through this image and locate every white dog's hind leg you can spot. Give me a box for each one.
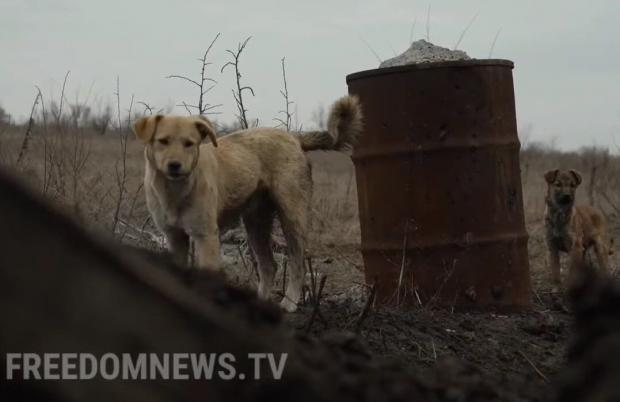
[242,208,277,300]
[274,184,310,313]
[279,223,305,312]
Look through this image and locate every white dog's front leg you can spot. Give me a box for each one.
[194,228,221,271]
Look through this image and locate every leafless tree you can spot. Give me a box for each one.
[0,105,10,126]
[69,103,91,128]
[90,103,113,135]
[311,104,327,131]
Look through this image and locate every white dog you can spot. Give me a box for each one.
[132,96,363,311]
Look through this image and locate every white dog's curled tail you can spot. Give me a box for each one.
[299,95,363,152]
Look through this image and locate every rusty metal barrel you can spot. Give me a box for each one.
[347,59,531,310]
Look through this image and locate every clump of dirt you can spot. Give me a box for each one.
[379,39,471,68]
[285,265,572,402]
[551,267,620,401]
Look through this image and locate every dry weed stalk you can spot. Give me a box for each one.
[38,71,93,217]
[359,36,382,64]
[111,76,133,235]
[273,57,294,131]
[221,37,255,129]
[426,4,431,41]
[488,28,502,58]
[354,280,377,333]
[305,262,328,333]
[409,16,418,43]
[396,220,409,306]
[16,90,42,166]
[167,33,222,116]
[54,71,71,130]
[518,350,549,383]
[453,13,479,50]
[136,101,158,116]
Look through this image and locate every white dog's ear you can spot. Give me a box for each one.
[569,169,582,186]
[544,169,559,184]
[133,115,163,143]
[195,116,218,147]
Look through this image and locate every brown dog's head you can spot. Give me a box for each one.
[544,169,582,207]
[132,115,217,180]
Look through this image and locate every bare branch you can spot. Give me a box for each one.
[165,75,202,88]
[222,36,255,129]
[137,101,155,116]
[273,57,294,131]
[167,32,222,115]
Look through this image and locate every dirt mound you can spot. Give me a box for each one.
[552,268,620,401]
[287,291,569,402]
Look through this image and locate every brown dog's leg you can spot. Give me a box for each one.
[243,206,277,300]
[194,226,221,271]
[593,236,610,274]
[549,248,561,291]
[165,228,190,267]
[567,240,586,290]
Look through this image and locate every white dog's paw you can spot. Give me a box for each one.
[279,298,298,313]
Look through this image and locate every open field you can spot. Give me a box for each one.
[2,121,620,400]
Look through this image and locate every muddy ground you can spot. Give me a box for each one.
[210,217,620,402]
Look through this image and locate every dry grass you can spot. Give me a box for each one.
[3,120,620,285]
[0,123,361,253]
[0,125,156,248]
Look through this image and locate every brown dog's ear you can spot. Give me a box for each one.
[569,169,582,186]
[544,169,559,184]
[195,116,218,147]
[133,115,163,143]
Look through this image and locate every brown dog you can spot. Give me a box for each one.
[544,169,612,290]
[132,96,363,312]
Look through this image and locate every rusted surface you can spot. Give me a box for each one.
[347,59,531,310]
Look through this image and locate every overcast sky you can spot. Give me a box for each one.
[1,0,619,150]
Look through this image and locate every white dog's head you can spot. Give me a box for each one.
[132,115,218,180]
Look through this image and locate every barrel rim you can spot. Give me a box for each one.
[346,59,514,83]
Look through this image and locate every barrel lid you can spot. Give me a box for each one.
[346,59,514,83]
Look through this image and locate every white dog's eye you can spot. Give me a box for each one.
[184,140,195,147]
[158,138,169,145]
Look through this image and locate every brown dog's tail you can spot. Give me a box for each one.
[298,95,363,152]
